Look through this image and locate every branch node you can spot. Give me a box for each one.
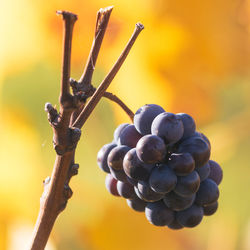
[53,144,66,156]
[45,102,59,125]
[64,184,73,199]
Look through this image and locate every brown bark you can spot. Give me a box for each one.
[29,7,143,250]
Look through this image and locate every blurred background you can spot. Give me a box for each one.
[1,0,250,249]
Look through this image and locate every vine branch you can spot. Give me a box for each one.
[29,8,143,250]
[73,23,144,128]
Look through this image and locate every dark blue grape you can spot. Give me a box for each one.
[168,153,195,176]
[176,113,196,139]
[163,191,195,211]
[126,197,147,212]
[136,135,166,164]
[123,148,155,181]
[109,167,128,182]
[107,145,130,170]
[118,124,142,148]
[177,136,210,168]
[133,104,165,135]
[145,200,175,226]
[97,142,116,173]
[176,204,203,227]
[151,112,184,145]
[208,160,223,185]
[105,174,120,197]
[195,132,211,148]
[113,123,130,143]
[167,216,184,230]
[149,164,177,194]
[203,201,218,216]
[195,162,210,181]
[126,176,138,186]
[137,181,164,202]
[174,171,200,197]
[195,179,219,206]
[117,181,136,199]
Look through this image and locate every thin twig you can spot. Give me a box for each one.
[73,23,144,128]
[103,91,134,122]
[70,6,113,126]
[79,6,113,86]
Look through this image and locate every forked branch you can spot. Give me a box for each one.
[30,8,143,250]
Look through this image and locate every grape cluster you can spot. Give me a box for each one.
[97,104,223,229]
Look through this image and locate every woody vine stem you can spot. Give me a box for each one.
[29,6,144,250]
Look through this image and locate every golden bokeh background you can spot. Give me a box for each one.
[1,0,250,249]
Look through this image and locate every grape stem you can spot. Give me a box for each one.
[29,7,143,250]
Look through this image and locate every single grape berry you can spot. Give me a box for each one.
[176,204,204,228]
[109,167,128,182]
[105,174,120,197]
[133,104,165,135]
[137,180,164,202]
[145,200,175,226]
[151,112,184,145]
[174,171,200,197]
[107,145,130,170]
[149,164,177,194]
[136,135,166,164]
[118,124,142,148]
[168,153,195,176]
[176,113,196,139]
[126,197,147,212]
[178,136,210,168]
[195,178,219,206]
[97,142,117,173]
[163,191,195,211]
[208,160,223,185]
[117,181,136,199]
[195,162,210,181]
[203,201,218,216]
[113,123,130,143]
[167,216,184,230]
[123,148,154,181]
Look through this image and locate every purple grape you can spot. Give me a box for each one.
[126,197,147,212]
[167,216,184,230]
[151,112,184,145]
[114,123,130,143]
[105,174,120,197]
[123,148,155,181]
[109,167,128,182]
[149,164,177,194]
[137,181,164,202]
[195,178,219,206]
[145,200,175,226]
[208,160,223,185]
[176,204,203,228]
[117,181,136,199]
[118,124,142,148]
[133,104,165,135]
[97,142,116,173]
[134,186,145,200]
[195,162,210,181]
[195,132,211,148]
[163,191,195,211]
[176,113,196,139]
[126,176,138,186]
[174,171,200,197]
[177,136,210,168]
[136,135,166,164]
[107,145,130,170]
[168,153,195,176]
[203,201,218,216]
